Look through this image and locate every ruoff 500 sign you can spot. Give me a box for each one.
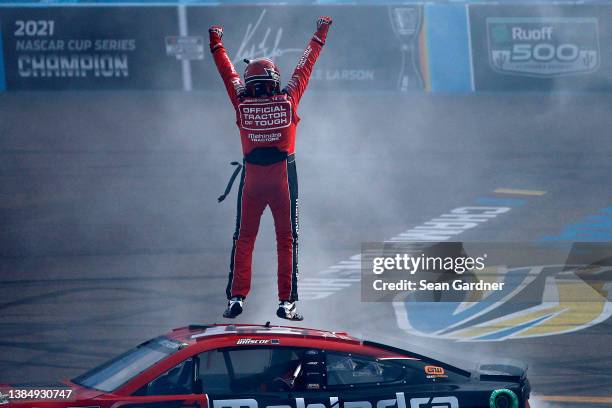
[486,17,599,77]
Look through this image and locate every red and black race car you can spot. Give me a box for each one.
[1,324,530,408]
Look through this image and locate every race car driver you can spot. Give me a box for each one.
[209,17,332,321]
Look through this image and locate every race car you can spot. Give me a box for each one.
[1,323,531,408]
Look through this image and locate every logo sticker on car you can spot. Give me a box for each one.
[236,338,280,345]
[213,393,459,408]
[424,365,447,379]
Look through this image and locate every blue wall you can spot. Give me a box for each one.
[425,4,473,92]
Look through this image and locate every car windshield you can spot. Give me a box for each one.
[73,337,183,392]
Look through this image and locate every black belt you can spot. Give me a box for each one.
[244,147,293,165]
[217,161,242,203]
[217,151,294,203]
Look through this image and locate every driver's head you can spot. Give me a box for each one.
[244,58,281,97]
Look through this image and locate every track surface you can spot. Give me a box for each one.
[1,92,611,408]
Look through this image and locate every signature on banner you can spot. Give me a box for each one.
[233,9,303,63]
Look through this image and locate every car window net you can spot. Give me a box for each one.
[326,353,404,386]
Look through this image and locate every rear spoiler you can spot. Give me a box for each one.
[478,363,528,382]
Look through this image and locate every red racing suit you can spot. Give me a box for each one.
[211,28,327,302]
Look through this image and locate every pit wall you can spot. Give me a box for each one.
[0,3,610,92]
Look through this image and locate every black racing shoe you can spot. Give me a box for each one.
[276,301,303,321]
[223,297,244,319]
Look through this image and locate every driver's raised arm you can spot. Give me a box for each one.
[209,25,246,108]
[284,16,332,105]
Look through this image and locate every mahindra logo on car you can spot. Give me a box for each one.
[410,397,458,408]
[213,393,459,408]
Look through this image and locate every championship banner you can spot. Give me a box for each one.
[0,7,182,90]
[0,5,427,92]
[469,5,612,91]
[187,5,427,92]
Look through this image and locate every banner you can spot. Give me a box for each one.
[469,5,612,91]
[188,5,426,92]
[0,5,428,92]
[5,4,612,92]
[0,7,183,90]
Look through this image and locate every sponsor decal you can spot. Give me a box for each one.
[394,263,612,341]
[236,338,279,345]
[231,77,246,97]
[212,393,459,408]
[295,45,312,70]
[165,36,204,60]
[487,17,600,77]
[239,100,292,132]
[424,365,447,379]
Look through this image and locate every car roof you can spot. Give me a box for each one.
[162,323,472,377]
[167,323,361,344]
